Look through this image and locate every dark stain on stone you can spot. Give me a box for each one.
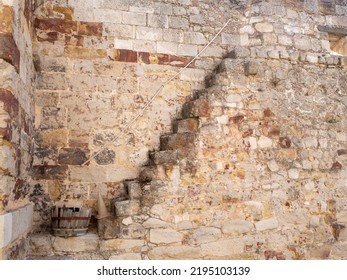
[279,136,291,148]
[332,223,346,241]
[331,161,342,170]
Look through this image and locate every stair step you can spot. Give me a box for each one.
[149,150,179,165]
[139,165,167,182]
[160,132,195,150]
[173,118,199,133]
[124,180,142,199]
[182,98,211,118]
[114,200,140,217]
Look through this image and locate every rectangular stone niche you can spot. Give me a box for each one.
[0,204,33,249]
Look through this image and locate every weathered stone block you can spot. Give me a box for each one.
[201,238,245,257]
[109,253,142,260]
[122,11,147,26]
[58,147,89,165]
[157,41,178,55]
[0,34,20,72]
[183,32,207,45]
[148,14,168,28]
[78,21,103,36]
[258,136,273,148]
[148,245,200,259]
[188,227,221,245]
[222,220,254,235]
[169,16,189,29]
[173,118,199,133]
[29,234,53,256]
[94,148,115,165]
[114,200,140,217]
[244,61,259,76]
[125,181,142,200]
[150,229,183,244]
[100,239,144,251]
[150,150,179,165]
[255,22,274,33]
[64,47,107,59]
[136,26,163,41]
[34,18,77,34]
[255,218,279,231]
[182,98,210,118]
[160,133,195,150]
[53,233,99,253]
[143,218,169,229]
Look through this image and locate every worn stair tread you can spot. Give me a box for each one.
[181,98,211,118]
[173,118,199,133]
[160,132,196,150]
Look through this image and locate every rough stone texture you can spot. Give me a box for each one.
[1,0,347,260]
[52,233,99,253]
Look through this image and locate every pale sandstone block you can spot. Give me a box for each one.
[183,32,207,45]
[0,212,12,249]
[188,227,221,244]
[53,233,99,253]
[169,16,189,29]
[178,44,198,56]
[114,39,133,50]
[255,218,279,231]
[150,229,183,244]
[255,22,274,33]
[93,9,122,23]
[148,14,168,28]
[157,41,178,55]
[148,246,200,260]
[100,239,144,251]
[143,218,169,228]
[122,12,147,26]
[180,68,205,82]
[109,253,142,260]
[222,220,254,235]
[136,26,163,41]
[201,238,245,257]
[29,234,53,256]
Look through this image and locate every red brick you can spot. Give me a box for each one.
[0,34,20,72]
[78,21,103,36]
[111,49,138,63]
[34,18,77,34]
[168,55,192,67]
[331,161,342,170]
[0,88,19,118]
[36,31,59,43]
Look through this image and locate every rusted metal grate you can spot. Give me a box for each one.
[51,206,91,237]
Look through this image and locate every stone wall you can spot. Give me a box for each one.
[31,0,238,227]
[0,0,35,259]
[0,0,345,259]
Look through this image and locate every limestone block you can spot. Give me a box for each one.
[136,26,163,41]
[180,68,205,82]
[122,12,147,26]
[183,32,207,45]
[148,14,168,28]
[109,253,142,260]
[255,218,279,231]
[169,16,189,29]
[11,204,33,243]
[115,200,140,217]
[53,233,99,253]
[114,39,133,50]
[294,36,311,51]
[222,220,254,235]
[122,217,133,226]
[221,33,239,45]
[148,245,201,260]
[188,227,221,245]
[0,212,12,249]
[255,22,273,33]
[100,239,144,251]
[143,218,169,228]
[157,41,178,55]
[201,238,244,257]
[93,9,122,23]
[149,229,183,244]
[126,181,142,200]
[244,61,259,76]
[178,44,198,56]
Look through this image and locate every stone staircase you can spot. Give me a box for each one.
[100,56,237,234]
